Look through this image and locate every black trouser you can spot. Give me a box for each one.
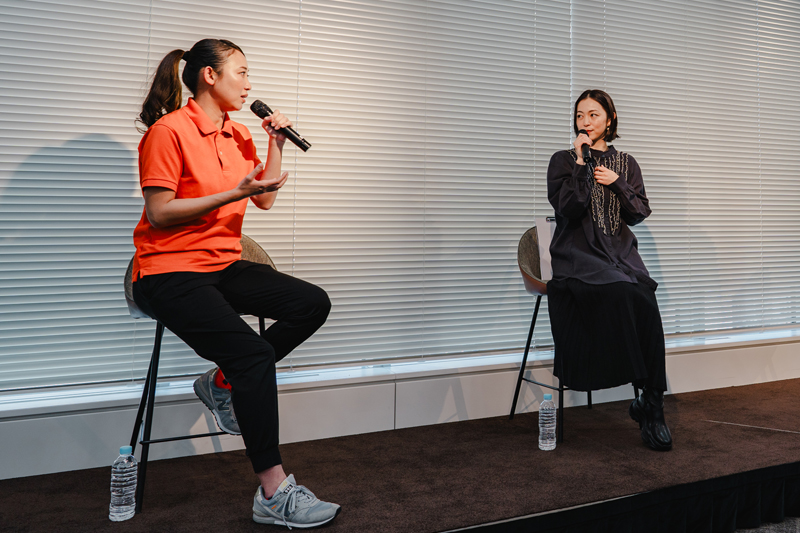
[132,260,330,473]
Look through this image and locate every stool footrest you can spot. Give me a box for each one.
[521,377,569,392]
[141,431,228,445]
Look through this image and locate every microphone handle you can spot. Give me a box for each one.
[250,100,312,152]
[577,129,592,163]
[581,144,592,163]
[277,125,312,153]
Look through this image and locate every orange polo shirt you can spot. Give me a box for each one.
[132,98,261,281]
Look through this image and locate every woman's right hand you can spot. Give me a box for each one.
[573,132,592,165]
[236,162,289,198]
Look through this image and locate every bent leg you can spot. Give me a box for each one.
[218,261,331,362]
[133,270,282,472]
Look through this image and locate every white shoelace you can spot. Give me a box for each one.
[277,485,316,530]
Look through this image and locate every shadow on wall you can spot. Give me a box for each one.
[1,134,241,455]
[0,134,148,390]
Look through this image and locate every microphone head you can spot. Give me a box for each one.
[578,129,588,136]
[250,100,273,119]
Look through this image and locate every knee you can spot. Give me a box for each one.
[307,285,331,323]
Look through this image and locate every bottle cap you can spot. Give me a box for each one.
[120,445,133,455]
[543,393,552,400]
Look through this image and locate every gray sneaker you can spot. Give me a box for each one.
[253,475,341,529]
[193,368,240,435]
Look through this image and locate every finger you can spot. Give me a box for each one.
[267,122,285,135]
[246,162,265,179]
[275,119,292,130]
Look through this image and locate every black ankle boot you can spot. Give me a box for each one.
[629,387,672,451]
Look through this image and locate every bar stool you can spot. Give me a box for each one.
[508,219,638,442]
[123,235,275,513]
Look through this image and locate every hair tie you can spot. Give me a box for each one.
[182,50,192,63]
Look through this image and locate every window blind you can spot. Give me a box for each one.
[572,0,800,335]
[0,0,152,389]
[1,0,798,391]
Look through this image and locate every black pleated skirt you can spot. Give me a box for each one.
[547,278,667,392]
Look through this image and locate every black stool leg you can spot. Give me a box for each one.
[633,385,640,399]
[510,295,541,420]
[135,322,164,514]
[129,355,155,455]
[557,378,564,443]
[587,390,593,409]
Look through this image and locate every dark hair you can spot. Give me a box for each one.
[136,39,244,132]
[573,89,619,142]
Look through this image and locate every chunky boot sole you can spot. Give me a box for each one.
[629,397,672,452]
[641,424,672,452]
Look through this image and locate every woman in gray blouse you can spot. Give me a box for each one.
[546,89,672,452]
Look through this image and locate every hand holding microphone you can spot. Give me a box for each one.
[576,129,593,164]
[250,100,312,152]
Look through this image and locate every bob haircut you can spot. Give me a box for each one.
[573,89,619,142]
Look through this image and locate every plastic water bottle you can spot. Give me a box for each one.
[538,393,557,451]
[109,445,137,521]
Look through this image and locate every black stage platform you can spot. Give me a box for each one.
[1,379,798,532]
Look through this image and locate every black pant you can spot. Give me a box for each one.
[132,260,330,473]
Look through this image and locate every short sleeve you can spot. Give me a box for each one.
[139,124,183,191]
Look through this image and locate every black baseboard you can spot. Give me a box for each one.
[459,462,800,533]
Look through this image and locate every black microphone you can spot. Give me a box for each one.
[250,100,312,152]
[577,129,592,163]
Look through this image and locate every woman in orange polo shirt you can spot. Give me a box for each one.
[132,39,340,528]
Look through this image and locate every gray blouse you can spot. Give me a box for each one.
[546,145,656,290]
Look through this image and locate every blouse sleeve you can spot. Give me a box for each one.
[547,150,593,219]
[607,154,651,226]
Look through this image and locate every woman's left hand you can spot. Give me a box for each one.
[262,110,292,147]
[594,165,619,186]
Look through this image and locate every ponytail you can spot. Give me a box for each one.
[137,49,184,132]
[136,39,244,132]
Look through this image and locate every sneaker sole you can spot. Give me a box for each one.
[252,506,341,528]
[193,378,241,436]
